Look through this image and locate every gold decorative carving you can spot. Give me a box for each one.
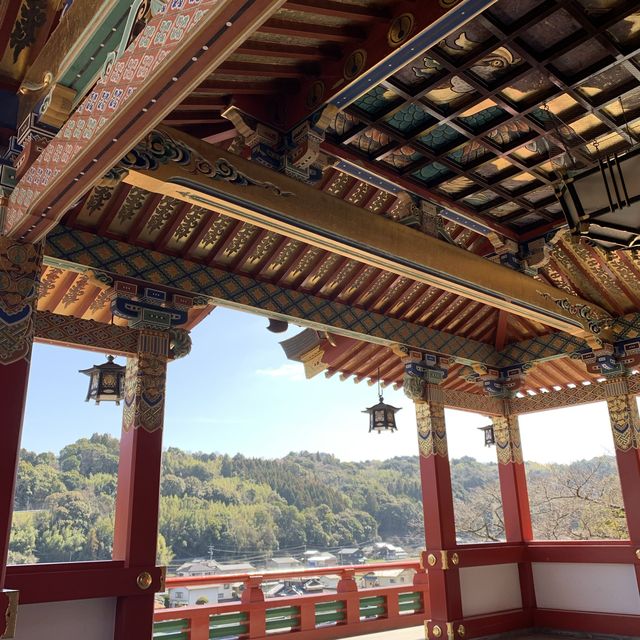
[606,394,640,452]
[415,400,448,458]
[0,589,18,639]
[343,49,367,80]
[432,625,442,638]
[123,344,167,433]
[492,415,523,464]
[136,572,153,590]
[388,13,414,47]
[451,552,459,566]
[427,553,437,567]
[0,237,43,365]
[38,83,76,129]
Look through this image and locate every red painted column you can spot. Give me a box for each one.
[492,409,536,622]
[0,236,42,637]
[605,381,640,593]
[113,331,169,640]
[412,384,464,639]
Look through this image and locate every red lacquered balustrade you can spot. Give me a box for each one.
[153,560,429,640]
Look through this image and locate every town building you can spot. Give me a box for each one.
[267,557,302,572]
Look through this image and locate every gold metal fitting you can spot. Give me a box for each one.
[451,552,459,566]
[427,553,437,567]
[432,625,442,638]
[440,550,450,570]
[457,624,466,637]
[18,71,53,95]
[159,566,167,592]
[636,549,640,560]
[136,571,153,590]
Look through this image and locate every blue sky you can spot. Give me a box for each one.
[22,307,617,463]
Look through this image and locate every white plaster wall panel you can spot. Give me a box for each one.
[460,563,523,617]
[13,598,116,640]
[532,562,640,615]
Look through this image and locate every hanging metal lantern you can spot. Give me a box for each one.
[478,424,495,447]
[363,370,401,433]
[79,355,126,405]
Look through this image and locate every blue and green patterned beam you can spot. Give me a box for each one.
[43,225,640,370]
[44,225,499,367]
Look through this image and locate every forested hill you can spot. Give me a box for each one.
[9,434,626,565]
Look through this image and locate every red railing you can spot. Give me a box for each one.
[154,561,429,640]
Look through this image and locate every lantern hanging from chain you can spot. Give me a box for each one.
[363,369,401,434]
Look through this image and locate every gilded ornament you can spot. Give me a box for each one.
[415,401,448,458]
[457,625,466,637]
[537,291,612,336]
[0,237,42,365]
[123,353,167,433]
[451,553,459,566]
[492,415,523,464]
[136,572,153,590]
[606,395,639,452]
[9,0,47,63]
[427,553,437,567]
[388,14,414,48]
[635,549,640,560]
[122,130,294,198]
[432,625,442,638]
[403,371,425,401]
[343,49,367,81]
[306,80,325,109]
[169,329,192,360]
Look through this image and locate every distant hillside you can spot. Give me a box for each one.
[9,434,627,565]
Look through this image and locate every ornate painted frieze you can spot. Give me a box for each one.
[121,129,294,197]
[415,400,448,459]
[464,363,529,399]
[400,347,449,401]
[123,330,169,433]
[537,291,613,343]
[45,226,498,364]
[492,414,523,465]
[110,280,192,330]
[0,236,42,365]
[606,391,640,452]
[34,310,138,354]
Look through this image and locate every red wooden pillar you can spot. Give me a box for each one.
[113,331,169,640]
[411,382,464,639]
[492,408,536,621]
[605,382,640,592]
[0,236,42,637]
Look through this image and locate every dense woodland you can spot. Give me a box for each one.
[9,434,628,565]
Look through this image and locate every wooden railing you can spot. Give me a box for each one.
[153,561,429,640]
